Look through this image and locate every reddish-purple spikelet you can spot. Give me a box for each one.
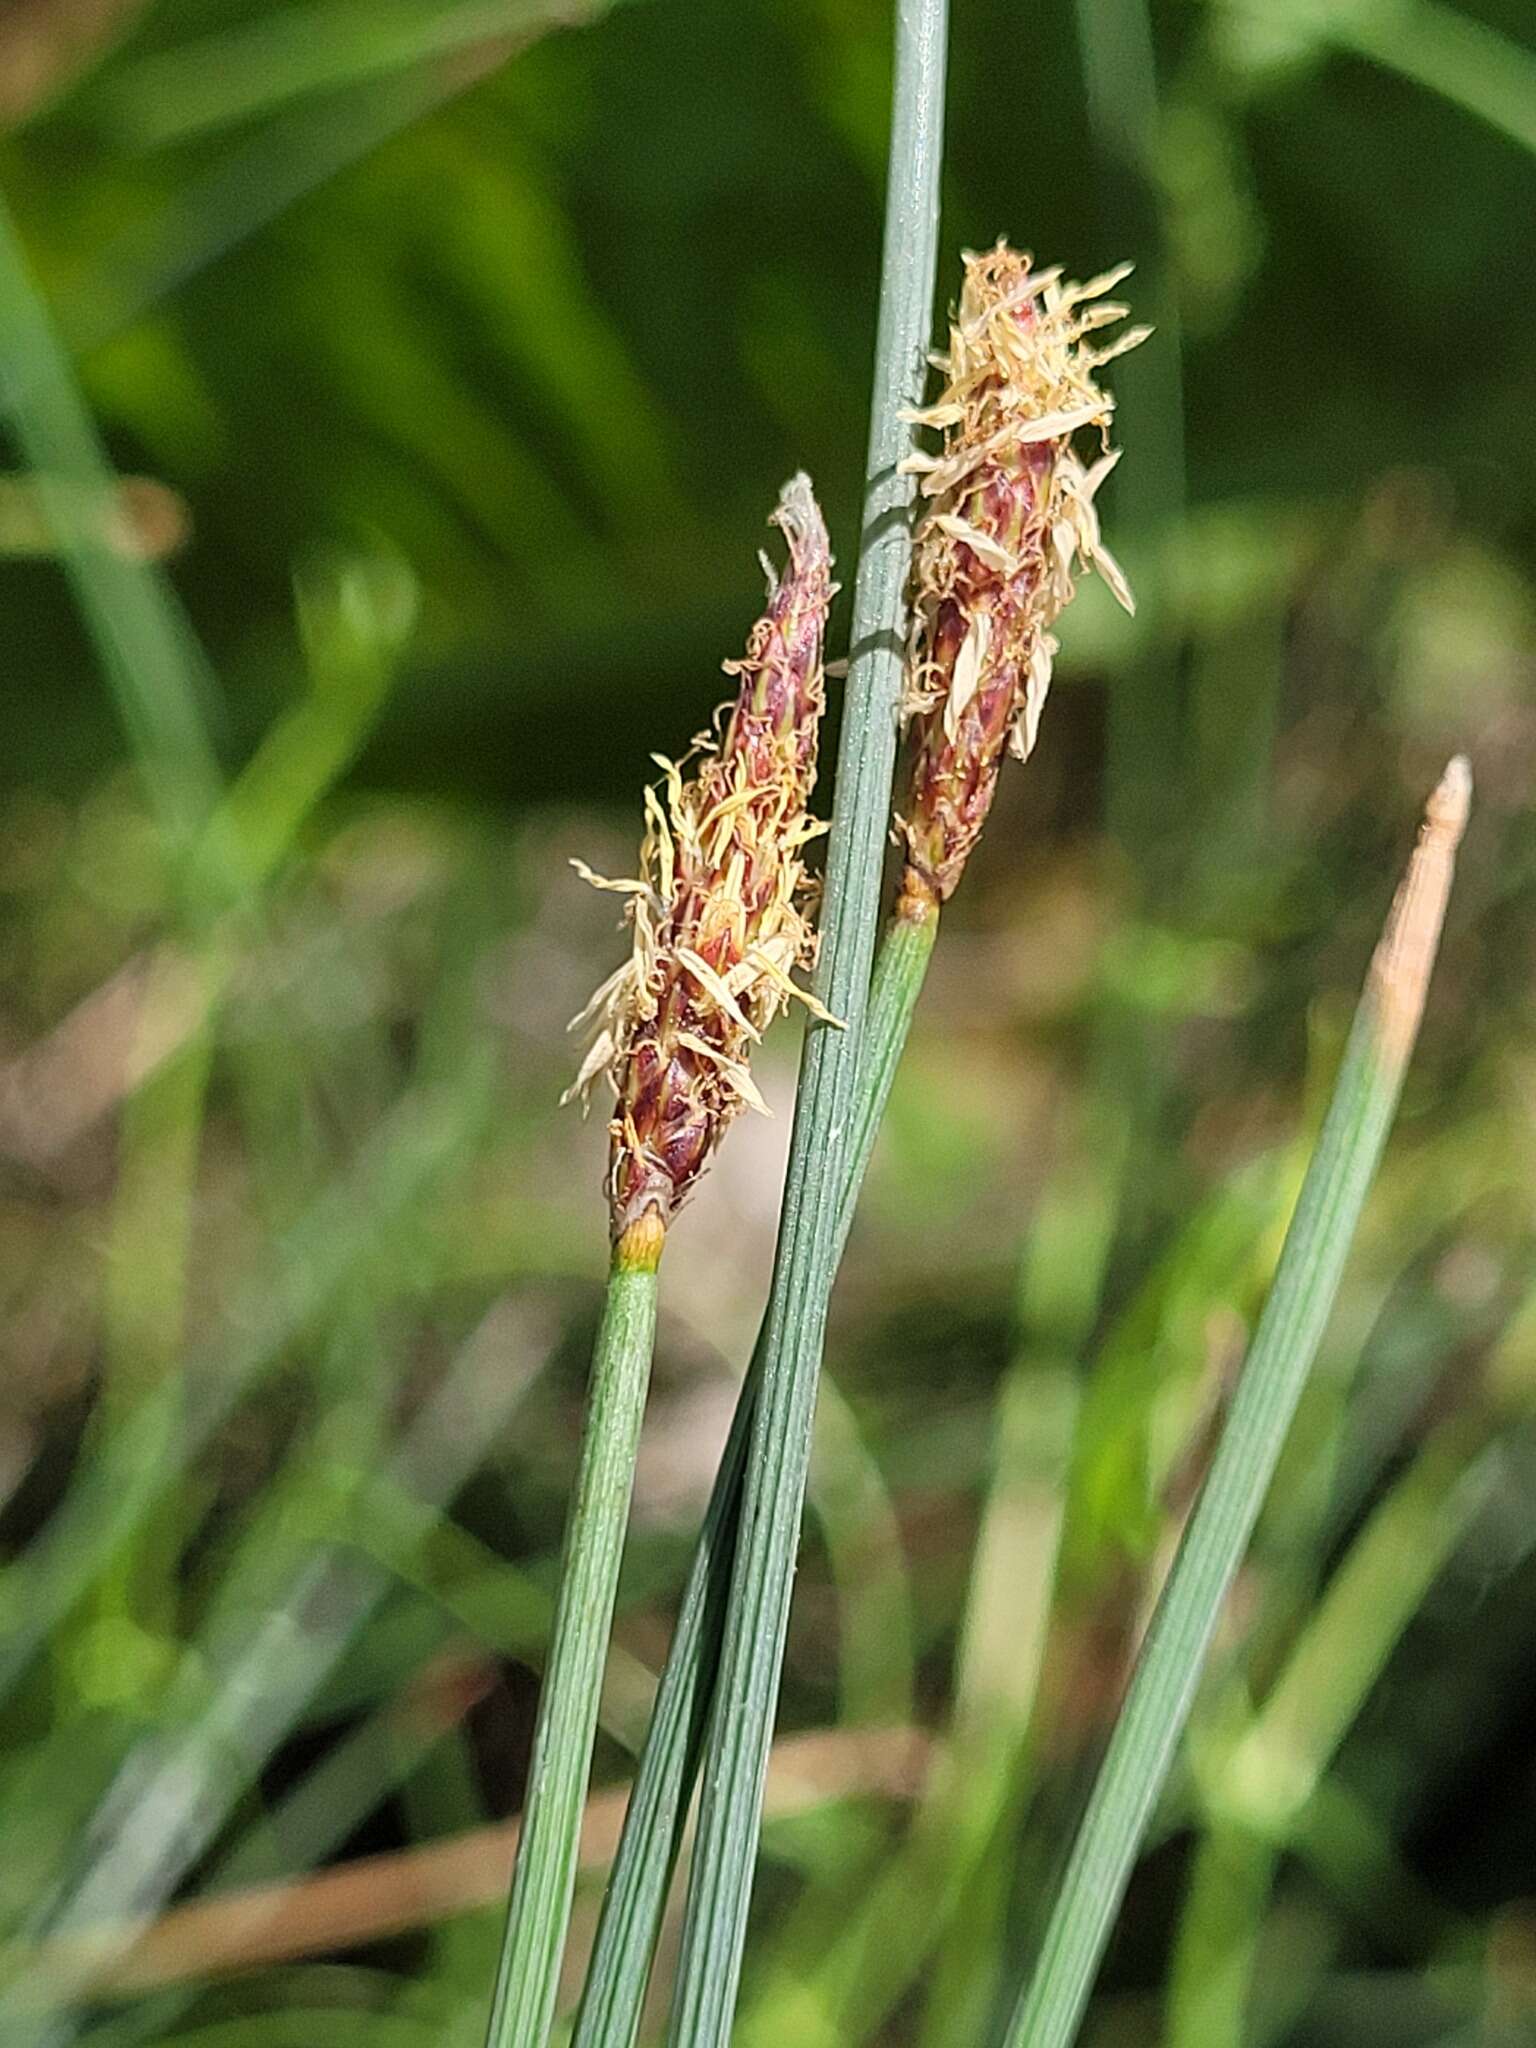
[566,475,835,1241]
[896,242,1145,916]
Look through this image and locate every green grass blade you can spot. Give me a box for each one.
[1002,757,1471,2048]
[8,1321,537,2040]
[483,1246,661,2048]
[0,1070,490,1702]
[658,5,948,2040]
[1163,1821,1280,2048]
[71,72,467,353]
[0,195,221,873]
[89,551,415,1653]
[101,0,628,150]
[573,910,936,2048]
[1167,1419,1498,2048]
[1335,0,1536,160]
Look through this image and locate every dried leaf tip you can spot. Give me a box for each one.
[896,241,1145,913]
[1426,753,1473,838]
[1370,754,1471,1070]
[566,475,835,1242]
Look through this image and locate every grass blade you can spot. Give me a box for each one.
[0,1072,490,1703]
[7,1314,538,2042]
[573,911,936,2048]
[102,0,622,150]
[657,6,948,2042]
[1002,756,1471,2048]
[1167,1417,1498,2048]
[1335,0,1536,160]
[482,1236,662,2048]
[0,195,220,872]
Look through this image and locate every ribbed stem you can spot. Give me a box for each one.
[483,1222,662,2048]
[657,3,946,2026]
[1001,762,1470,2048]
[573,909,937,2048]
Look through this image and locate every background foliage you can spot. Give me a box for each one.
[1,1,1534,2043]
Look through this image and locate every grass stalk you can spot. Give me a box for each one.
[481,1221,663,2048]
[1167,1414,1499,2048]
[1001,757,1471,2048]
[1163,1821,1279,2048]
[0,202,416,1682]
[573,908,936,2047]
[738,1358,1077,2048]
[655,5,947,2038]
[0,196,220,881]
[488,471,834,2045]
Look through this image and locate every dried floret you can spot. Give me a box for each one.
[567,475,835,1240]
[896,242,1146,914]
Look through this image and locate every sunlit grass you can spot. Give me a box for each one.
[0,5,1527,2048]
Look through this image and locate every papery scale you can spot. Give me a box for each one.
[566,475,835,1240]
[897,242,1142,912]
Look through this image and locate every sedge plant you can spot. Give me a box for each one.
[482,477,836,2048]
[573,238,1144,2046]
[1004,755,1471,2048]
[564,235,1467,2048]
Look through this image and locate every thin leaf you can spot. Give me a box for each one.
[657,6,949,2043]
[482,1246,661,2048]
[1167,1419,1498,2048]
[1336,0,1536,160]
[573,918,938,2048]
[0,195,220,880]
[100,0,629,150]
[1002,756,1472,2048]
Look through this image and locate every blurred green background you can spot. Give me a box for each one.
[1,1,1534,2043]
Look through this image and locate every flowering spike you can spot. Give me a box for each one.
[568,475,835,1240]
[896,242,1143,916]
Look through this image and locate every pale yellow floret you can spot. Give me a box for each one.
[674,947,763,1040]
[566,647,826,1111]
[946,608,991,740]
[904,241,1145,760]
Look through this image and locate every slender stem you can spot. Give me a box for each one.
[483,1222,662,2048]
[573,910,936,2048]
[0,196,221,886]
[1001,762,1469,2048]
[90,981,224,1663]
[658,940,940,2048]
[1164,1822,1278,2048]
[1336,0,1536,159]
[658,13,947,2040]
[1166,1419,1495,2048]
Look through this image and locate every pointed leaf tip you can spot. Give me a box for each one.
[1369,755,1471,1071]
[1430,754,1473,837]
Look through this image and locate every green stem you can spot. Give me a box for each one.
[83,984,223,1689]
[1165,1822,1279,2048]
[1001,763,1469,2048]
[573,910,936,2048]
[1166,1418,1496,2048]
[658,2,947,2031]
[0,195,221,887]
[482,1238,661,2048]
